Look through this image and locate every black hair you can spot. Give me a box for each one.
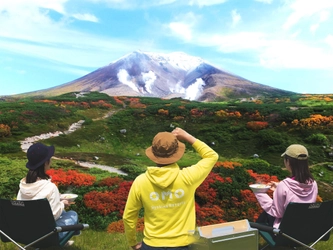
[284,155,314,183]
[156,163,173,167]
[25,160,50,183]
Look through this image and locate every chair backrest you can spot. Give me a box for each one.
[0,198,60,248]
[274,200,333,246]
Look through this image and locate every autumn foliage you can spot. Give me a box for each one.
[84,181,132,217]
[47,169,96,187]
[0,124,11,137]
[44,162,286,233]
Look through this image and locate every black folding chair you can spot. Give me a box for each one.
[0,198,89,249]
[250,200,333,250]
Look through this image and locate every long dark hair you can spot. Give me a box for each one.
[284,155,314,183]
[25,160,50,183]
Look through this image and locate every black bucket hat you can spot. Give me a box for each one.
[26,143,55,170]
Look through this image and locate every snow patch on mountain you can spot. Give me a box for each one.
[146,51,203,71]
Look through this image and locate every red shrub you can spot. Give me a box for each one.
[47,169,96,187]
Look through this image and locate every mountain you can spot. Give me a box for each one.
[18,50,294,101]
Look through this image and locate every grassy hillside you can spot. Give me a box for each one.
[1,92,333,173]
[1,92,333,249]
[1,92,333,198]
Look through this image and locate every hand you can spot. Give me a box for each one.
[131,242,142,249]
[171,127,196,144]
[268,181,279,191]
[61,199,74,207]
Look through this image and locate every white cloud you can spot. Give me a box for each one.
[310,10,330,33]
[319,10,330,22]
[231,9,241,27]
[188,0,227,7]
[202,32,266,52]
[283,0,333,30]
[0,1,97,43]
[87,0,226,8]
[325,35,333,48]
[169,22,193,41]
[117,69,139,92]
[255,0,272,4]
[310,24,319,33]
[72,13,99,22]
[0,0,68,14]
[259,40,333,69]
[0,0,141,69]
[168,12,197,41]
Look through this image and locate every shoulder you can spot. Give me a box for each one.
[40,179,58,189]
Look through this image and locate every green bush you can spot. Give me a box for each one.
[305,133,328,145]
[0,142,21,154]
[240,159,289,180]
[0,157,27,199]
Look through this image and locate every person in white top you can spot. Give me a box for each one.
[17,142,80,244]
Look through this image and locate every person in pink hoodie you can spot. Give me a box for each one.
[253,144,318,228]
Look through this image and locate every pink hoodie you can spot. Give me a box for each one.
[254,177,318,228]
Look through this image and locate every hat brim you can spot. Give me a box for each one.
[145,141,185,165]
[26,145,55,170]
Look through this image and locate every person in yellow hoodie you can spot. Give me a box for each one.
[123,127,219,250]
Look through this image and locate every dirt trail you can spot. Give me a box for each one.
[19,110,127,175]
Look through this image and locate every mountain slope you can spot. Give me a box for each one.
[17,51,294,101]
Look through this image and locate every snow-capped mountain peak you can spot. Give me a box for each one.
[32,50,293,102]
[145,51,204,71]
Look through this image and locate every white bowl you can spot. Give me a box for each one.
[60,193,78,202]
[249,184,270,193]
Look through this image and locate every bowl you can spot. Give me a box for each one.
[249,184,270,193]
[60,193,78,202]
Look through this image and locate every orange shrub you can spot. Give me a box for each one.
[0,124,11,137]
[107,217,144,233]
[158,109,169,116]
[246,121,269,131]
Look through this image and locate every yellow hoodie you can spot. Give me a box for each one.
[123,139,218,247]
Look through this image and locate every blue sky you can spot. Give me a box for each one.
[1,0,333,96]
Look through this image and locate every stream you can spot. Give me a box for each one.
[19,120,127,175]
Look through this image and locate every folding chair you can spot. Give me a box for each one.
[0,198,89,249]
[250,200,333,250]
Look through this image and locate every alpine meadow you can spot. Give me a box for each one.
[1,92,333,250]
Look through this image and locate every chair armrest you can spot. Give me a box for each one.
[249,222,281,235]
[54,223,89,233]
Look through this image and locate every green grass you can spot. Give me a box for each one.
[0,230,143,250]
[0,231,332,249]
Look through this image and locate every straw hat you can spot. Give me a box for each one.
[145,132,185,164]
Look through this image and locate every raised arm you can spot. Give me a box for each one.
[171,127,196,145]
